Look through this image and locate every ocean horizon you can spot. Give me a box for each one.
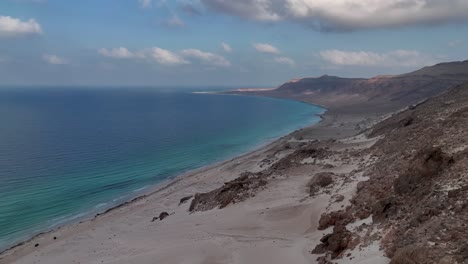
[0,87,324,251]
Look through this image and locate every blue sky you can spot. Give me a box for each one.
[1,0,468,87]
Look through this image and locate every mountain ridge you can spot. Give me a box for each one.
[229,60,468,113]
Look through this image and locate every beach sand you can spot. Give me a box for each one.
[0,109,392,264]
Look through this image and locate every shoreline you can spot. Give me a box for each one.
[1,100,389,264]
[0,103,328,257]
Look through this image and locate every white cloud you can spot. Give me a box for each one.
[42,54,68,65]
[181,49,231,66]
[99,46,230,66]
[253,43,280,54]
[98,47,144,59]
[319,49,435,67]
[99,47,188,65]
[149,47,190,65]
[0,16,42,38]
[139,0,152,8]
[221,42,232,53]
[201,0,468,31]
[274,56,295,66]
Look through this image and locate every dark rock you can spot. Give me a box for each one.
[316,256,333,264]
[334,195,345,203]
[318,210,353,230]
[309,172,335,195]
[159,212,169,221]
[448,185,468,198]
[312,225,353,259]
[372,197,398,222]
[400,117,414,127]
[356,181,367,192]
[390,244,430,264]
[394,148,453,195]
[189,172,268,212]
[34,244,39,247]
[151,212,170,222]
[179,195,193,205]
[411,205,442,226]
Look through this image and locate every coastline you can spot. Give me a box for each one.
[0,102,389,264]
[0,102,327,257]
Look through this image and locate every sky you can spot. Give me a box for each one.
[0,0,468,87]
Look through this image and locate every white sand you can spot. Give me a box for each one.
[1,122,391,264]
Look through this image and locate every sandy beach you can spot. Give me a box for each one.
[0,108,391,264]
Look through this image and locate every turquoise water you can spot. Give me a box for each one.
[0,88,324,250]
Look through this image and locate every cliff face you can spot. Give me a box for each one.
[230,60,468,113]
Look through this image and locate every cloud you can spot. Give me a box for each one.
[448,40,462,47]
[319,49,435,67]
[0,16,42,38]
[42,54,68,65]
[201,0,468,31]
[253,43,280,54]
[98,47,231,67]
[179,1,203,15]
[98,47,143,59]
[139,0,152,8]
[181,49,231,66]
[99,46,230,66]
[201,0,281,21]
[274,56,295,66]
[162,14,185,28]
[149,47,190,65]
[221,42,232,53]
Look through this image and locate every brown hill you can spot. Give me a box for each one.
[229,60,468,113]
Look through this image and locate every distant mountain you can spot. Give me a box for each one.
[403,60,468,79]
[228,60,468,112]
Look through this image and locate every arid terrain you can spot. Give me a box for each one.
[230,60,468,112]
[1,61,468,264]
[188,85,468,264]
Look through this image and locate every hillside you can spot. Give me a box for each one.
[347,82,468,263]
[198,80,468,263]
[229,60,468,113]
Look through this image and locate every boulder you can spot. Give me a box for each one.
[318,210,353,230]
[312,224,353,259]
[308,172,335,195]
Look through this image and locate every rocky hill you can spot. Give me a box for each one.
[210,61,468,263]
[195,81,468,263]
[343,81,468,263]
[229,60,468,113]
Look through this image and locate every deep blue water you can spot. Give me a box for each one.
[0,88,324,250]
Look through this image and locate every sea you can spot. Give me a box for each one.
[0,87,324,251]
